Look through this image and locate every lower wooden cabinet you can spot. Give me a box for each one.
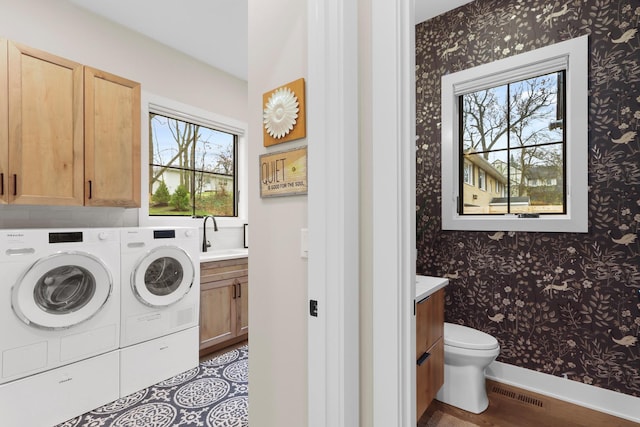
[199,257,248,356]
[416,288,445,420]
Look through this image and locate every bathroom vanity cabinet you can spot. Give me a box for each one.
[199,257,249,356]
[416,285,445,420]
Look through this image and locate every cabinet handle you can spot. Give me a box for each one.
[237,283,241,298]
[233,283,237,299]
[415,295,431,315]
[88,180,92,199]
[417,352,431,366]
[0,173,3,195]
[13,174,17,196]
[416,295,431,305]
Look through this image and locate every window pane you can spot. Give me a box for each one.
[149,167,194,216]
[151,115,198,169]
[512,144,564,214]
[509,72,564,148]
[149,113,237,217]
[461,85,509,153]
[194,171,234,216]
[461,151,508,214]
[194,129,235,174]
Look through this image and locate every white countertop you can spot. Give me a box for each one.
[199,248,248,263]
[415,275,448,302]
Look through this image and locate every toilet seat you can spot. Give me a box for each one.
[444,323,499,350]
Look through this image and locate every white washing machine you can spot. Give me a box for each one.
[0,228,120,426]
[119,227,200,396]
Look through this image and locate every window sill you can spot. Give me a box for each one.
[140,216,247,229]
[442,213,587,233]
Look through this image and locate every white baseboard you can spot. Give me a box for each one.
[485,361,640,423]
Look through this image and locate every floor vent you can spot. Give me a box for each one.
[491,385,517,399]
[491,385,544,408]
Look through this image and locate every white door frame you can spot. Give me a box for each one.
[371,0,416,425]
[307,1,360,426]
[307,0,415,425]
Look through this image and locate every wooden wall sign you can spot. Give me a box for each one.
[259,146,307,197]
[262,78,306,147]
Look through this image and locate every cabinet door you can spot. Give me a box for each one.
[7,41,84,205]
[416,288,444,354]
[416,288,445,419]
[200,284,235,351]
[0,40,7,204]
[416,337,444,420]
[84,66,140,207]
[236,279,249,337]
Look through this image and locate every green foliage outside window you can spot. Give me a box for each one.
[170,185,191,212]
[152,181,171,206]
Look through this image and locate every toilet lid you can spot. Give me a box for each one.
[444,323,499,350]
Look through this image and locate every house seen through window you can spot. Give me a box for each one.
[459,71,565,216]
[149,113,237,217]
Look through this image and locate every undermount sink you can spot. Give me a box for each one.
[199,248,248,262]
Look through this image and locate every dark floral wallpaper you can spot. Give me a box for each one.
[416,0,640,397]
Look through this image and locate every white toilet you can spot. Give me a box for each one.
[436,322,500,414]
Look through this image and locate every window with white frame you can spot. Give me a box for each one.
[140,93,248,226]
[441,35,588,233]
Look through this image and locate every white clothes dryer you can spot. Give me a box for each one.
[120,227,200,346]
[119,227,200,396]
[0,228,120,384]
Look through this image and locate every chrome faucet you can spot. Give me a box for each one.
[202,215,218,252]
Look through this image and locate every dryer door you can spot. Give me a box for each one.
[130,246,195,307]
[12,252,113,330]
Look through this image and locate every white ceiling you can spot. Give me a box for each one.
[67,0,248,80]
[67,0,473,82]
[415,0,474,25]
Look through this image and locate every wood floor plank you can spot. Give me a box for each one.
[418,379,637,427]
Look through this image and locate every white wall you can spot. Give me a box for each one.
[0,0,247,229]
[247,0,308,425]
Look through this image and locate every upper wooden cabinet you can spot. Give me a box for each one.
[0,39,141,207]
[84,67,140,207]
[0,40,8,204]
[6,40,84,206]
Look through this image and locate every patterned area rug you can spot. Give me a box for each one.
[56,345,248,427]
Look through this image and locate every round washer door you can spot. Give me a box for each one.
[11,252,113,330]
[131,246,195,307]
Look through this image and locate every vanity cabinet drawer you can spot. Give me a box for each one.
[416,287,445,420]
[416,337,444,419]
[416,289,444,357]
